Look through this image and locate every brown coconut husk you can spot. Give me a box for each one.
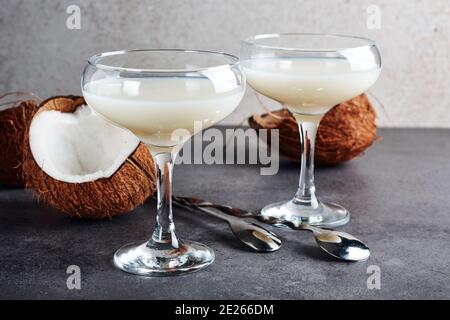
[0,92,41,187]
[22,95,157,219]
[249,93,377,165]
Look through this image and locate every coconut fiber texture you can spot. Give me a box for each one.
[22,96,157,219]
[0,99,39,187]
[248,94,377,166]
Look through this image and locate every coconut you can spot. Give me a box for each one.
[249,93,377,166]
[22,95,156,219]
[0,92,40,187]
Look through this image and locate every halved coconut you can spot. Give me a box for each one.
[22,95,156,219]
[249,94,377,166]
[0,92,40,187]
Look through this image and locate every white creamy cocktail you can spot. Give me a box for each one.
[243,58,380,117]
[241,34,381,227]
[84,77,244,147]
[82,49,245,276]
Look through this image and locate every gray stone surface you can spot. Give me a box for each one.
[0,0,449,127]
[0,128,450,299]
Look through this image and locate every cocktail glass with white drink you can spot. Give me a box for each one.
[241,34,381,227]
[82,49,245,276]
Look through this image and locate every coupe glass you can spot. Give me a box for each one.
[82,49,245,276]
[240,33,381,227]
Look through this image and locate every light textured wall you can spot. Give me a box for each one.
[0,0,449,127]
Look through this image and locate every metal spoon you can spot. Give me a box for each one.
[173,197,281,253]
[260,216,370,262]
[174,196,370,262]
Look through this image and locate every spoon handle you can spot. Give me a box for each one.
[173,197,234,223]
[173,196,282,253]
[173,196,276,232]
[174,196,356,237]
[173,196,255,218]
[305,224,360,241]
[173,196,297,228]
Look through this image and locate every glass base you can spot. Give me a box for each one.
[113,240,215,276]
[260,199,350,228]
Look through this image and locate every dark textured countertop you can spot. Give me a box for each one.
[1,128,449,300]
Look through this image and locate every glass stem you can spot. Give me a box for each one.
[150,152,179,249]
[293,115,321,208]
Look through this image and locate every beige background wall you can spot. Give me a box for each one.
[1,0,449,127]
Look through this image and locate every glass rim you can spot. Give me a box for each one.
[87,48,239,73]
[242,33,377,52]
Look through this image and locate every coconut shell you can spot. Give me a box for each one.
[249,94,377,166]
[0,99,39,187]
[22,95,157,219]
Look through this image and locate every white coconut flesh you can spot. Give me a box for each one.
[29,105,140,183]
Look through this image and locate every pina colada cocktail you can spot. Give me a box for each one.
[243,58,380,117]
[82,49,245,276]
[241,34,381,227]
[84,77,244,147]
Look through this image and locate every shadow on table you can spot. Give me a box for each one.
[297,243,338,262]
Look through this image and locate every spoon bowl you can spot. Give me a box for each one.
[229,220,282,252]
[312,229,370,262]
[173,196,282,253]
[258,215,370,261]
